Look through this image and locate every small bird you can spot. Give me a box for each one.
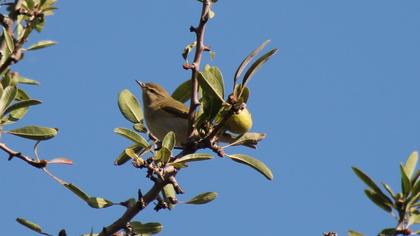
[137,81,253,146]
[136,81,189,146]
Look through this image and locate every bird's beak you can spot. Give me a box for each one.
[135,80,146,88]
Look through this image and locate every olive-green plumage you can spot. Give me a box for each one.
[137,81,189,146]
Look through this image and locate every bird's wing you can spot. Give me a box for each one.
[160,98,189,119]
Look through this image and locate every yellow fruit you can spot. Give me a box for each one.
[224,107,253,134]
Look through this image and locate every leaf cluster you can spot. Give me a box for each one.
[351,151,420,236]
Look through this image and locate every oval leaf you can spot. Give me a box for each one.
[7,125,58,140]
[131,222,163,235]
[352,167,388,198]
[125,148,144,165]
[405,151,418,179]
[223,132,266,149]
[118,89,143,123]
[186,192,218,205]
[14,76,39,85]
[87,197,114,209]
[3,27,14,53]
[114,127,149,147]
[227,154,273,180]
[400,164,411,197]
[3,99,41,115]
[114,144,144,166]
[171,153,213,165]
[364,189,392,213]
[172,80,192,103]
[16,218,42,233]
[0,85,17,114]
[162,131,175,151]
[64,183,90,201]
[198,69,224,102]
[26,40,57,51]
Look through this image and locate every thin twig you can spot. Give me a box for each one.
[0,142,47,168]
[187,0,212,137]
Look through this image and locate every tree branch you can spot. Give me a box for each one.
[187,0,212,137]
[98,181,165,236]
[0,0,43,74]
[0,142,47,168]
[99,3,214,234]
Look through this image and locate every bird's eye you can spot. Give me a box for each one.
[149,88,158,94]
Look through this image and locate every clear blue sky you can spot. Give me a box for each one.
[1,0,420,235]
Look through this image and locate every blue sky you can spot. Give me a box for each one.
[1,0,420,235]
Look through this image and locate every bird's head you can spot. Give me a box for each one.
[136,81,170,106]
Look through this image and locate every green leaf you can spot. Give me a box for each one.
[207,65,224,99]
[64,183,89,201]
[364,189,392,213]
[15,88,30,101]
[114,127,149,147]
[172,80,192,103]
[234,84,250,103]
[412,177,420,196]
[171,153,213,165]
[348,230,364,236]
[198,68,224,102]
[162,131,175,151]
[3,99,41,115]
[408,211,420,225]
[7,125,58,140]
[16,218,42,233]
[407,192,420,210]
[242,48,277,89]
[162,184,177,209]
[226,154,273,180]
[185,192,217,205]
[114,144,145,165]
[87,197,114,209]
[234,40,270,89]
[3,27,14,54]
[0,85,17,114]
[223,132,266,149]
[382,183,396,200]
[404,151,418,180]
[124,148,144,166]
[155,147,171,164]
[133,122,147,133]
[400,164,411,197]
[26,40,57,51]
[14,75,39,85]
[182,41,196,61]
[130,222,163,235]
[118,89,143,123]
[352,167,388,198]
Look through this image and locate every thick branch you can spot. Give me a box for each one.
[98,181,165,236]
[187,0,212,137]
